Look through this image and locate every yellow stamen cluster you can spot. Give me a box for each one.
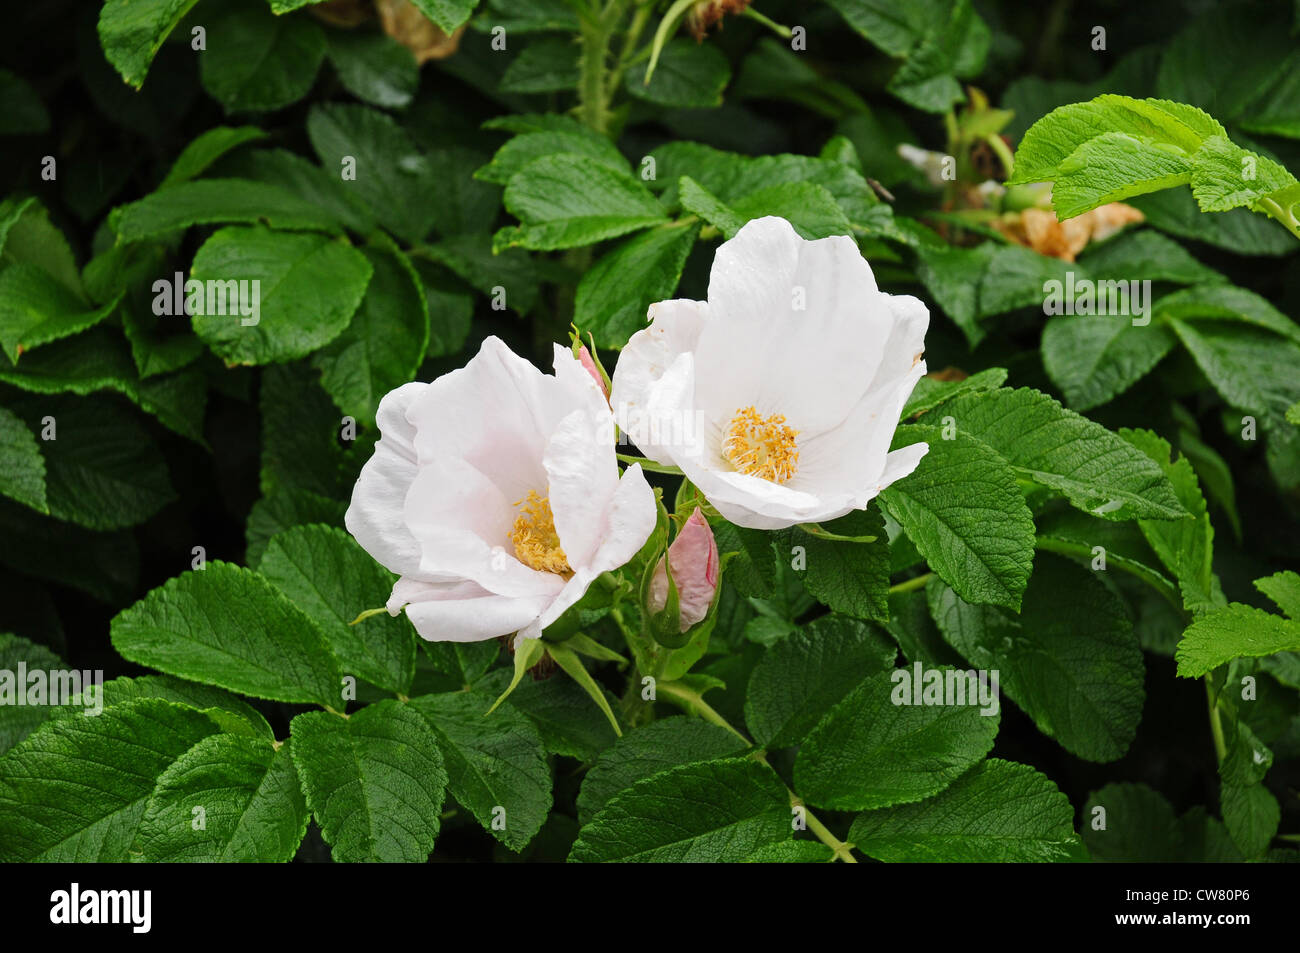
[509,491,572,575]
[722,406,799,484]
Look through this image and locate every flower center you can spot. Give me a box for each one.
[722,406,799,484]
[509,490,572,575]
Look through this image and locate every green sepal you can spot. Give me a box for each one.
[547,642,623,738]
[484,636,546,716]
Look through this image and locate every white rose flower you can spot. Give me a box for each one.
[610,215,929,530]
[346,336,657,643]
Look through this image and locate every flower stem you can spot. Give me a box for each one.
[888,572,934,595]
[656,682,858,862]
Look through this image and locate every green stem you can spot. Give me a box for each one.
[606,1,652,98]
[889,572,934,595]
[577,0,633,134]
[1205,677,1228,765]
[1257,197,1300,241]
[617,452,685,475]
[655,683,858,862]
[742,7,793,38]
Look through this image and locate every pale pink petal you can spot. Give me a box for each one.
[402,580,552,643]
[345,382,427,576]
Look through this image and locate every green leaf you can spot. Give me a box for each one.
[1042,315,1177,411]
[307,103,441,243]
[1219,720,1278,858]
[1132,188,1296,257]
[0,699,220,861]
[575,221,698,349]
[54,674,273,741]
[258,363,354,499]
[111,562,344,708]
[881,426,1036,609]
[744,615,896,748]
[900,367,1007,419]
[928,554,1145,762]
[678,176,746,236]
[849,760,1084,862]
[0,633,64,754]
[1176,605,1300,677]
[0,68,49,134]
[1077,225,1223,287]
[189,225,372,366]
[576,717,748,825]
[775,509,892,621]
[476,130,627,187]
[217,146,377,235]
[408,690,551,851]
[729,182,854,240]
[569,758,791,862]
[159,126,269,189]
[409,0,478,32]
[1082,782,1179,862]
[136,735,308,862]
[200,1,326,113]
[326,30,418,109]
[0,328,207,444]
[1009,95,1223,188]
[1121,429,1217,616]
[480,667,619,761]
[626,39,730,109]
[0,405,46,513]
[499,37,579,94]
[0,198,82,297]
[312,238,428,427]
[246,489,347,566]
[420,232,549,316]
[0,265,116,363]
[12,396,175,531]
[113,179,342,242]
[742,840,836,863]
[1256,571,1300,620]
[940,388,1187,521]
[1170,319,1300,425]
[793,669,999,810]
[291,701,447,862]
[1190,136,1299,213]
[496,154,668,251]
[97,0,202,89]
[258,524,416,696]
[1052,131,1195,220]
[1155,284,1300,346]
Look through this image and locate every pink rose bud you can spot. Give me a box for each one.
[577,344,610,402]
[650,508,719,632]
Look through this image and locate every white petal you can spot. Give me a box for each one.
[693,217,892,433]
[872,293,930,388]
[537,463,656,629]
[405,336,556,501]
[610,298,709,455]
[345,382,427,576]
[402,580,551,643]
[876,441,929,493]
[404,455,566,599]
[544,408,618,570]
